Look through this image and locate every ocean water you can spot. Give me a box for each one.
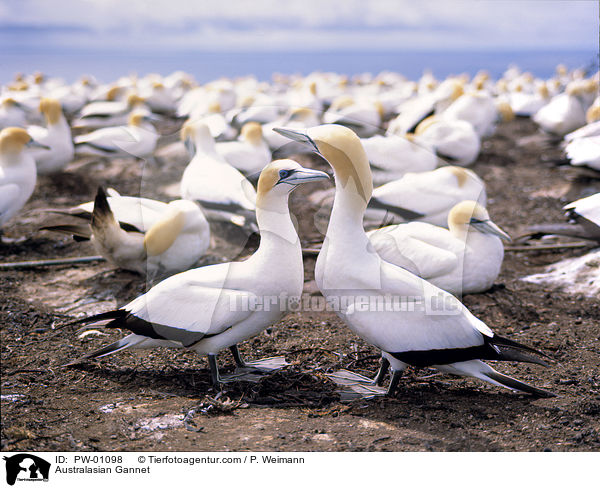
[0,49,597,84]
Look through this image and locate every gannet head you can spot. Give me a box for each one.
[128,111,154,127]
[240,122,263,144]
[181,120,213,156]
[207,101,221,114]
[449,201,511,241]
[106,86,122,101]
[496,101,515,122]
[273,124,372,202]
[256,159,329,206]
[0,127,31,155]
[288,107,314,122]
[2,98,18,108]
[556,64,568,76]
[586,103,600,124]
[127,94,146,108]
[537,83,550,99]
[414,115,439,135]
[39,98,63,125]
[33,72,45,84]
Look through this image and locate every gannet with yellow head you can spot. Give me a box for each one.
[74,110,158,158]
[42,187,210,280]
[0,98,27,129]
[0,127,42,229]
[180,120,259,230]
[68,160,329,386]
[26,98,74,174]
[368,200,510,296]
[275,124,554,397]
[216,121,272,174]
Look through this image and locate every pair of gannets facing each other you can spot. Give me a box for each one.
[215,122,271,175]
[275,124,555,397]
[367,201,510,296]
[180,121,258,230]
[0,128,44,229]
[43,188,210,280]
[68,161,329,385]
[74,111,159,159]
[27,98,74,174]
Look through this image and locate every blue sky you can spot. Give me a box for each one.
[1,0,598,52]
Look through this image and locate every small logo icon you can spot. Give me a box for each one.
[3,454,51,486]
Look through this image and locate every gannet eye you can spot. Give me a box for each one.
[279,169,292,179]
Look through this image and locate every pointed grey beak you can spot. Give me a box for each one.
[284,167,329,185]
[27,139,50,150]
[273,127,320,153]
[184,137,195,158]
[471,219,512,242]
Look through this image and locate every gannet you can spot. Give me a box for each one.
[533,84,587,136]
[364,166,487,227]
[68,160,329,385]
[74,93,151,129]
[180,121,258,230]
[26,98,74,174]
[361,134,439,185]
[263,107,322,153]
[216,122,271,174]
[443,92,514,138]
[563,104,600,170]
[0,128,41,229]
[74,111,159,159]
[275,124,553,397]
[526,193,600,243]
[367,201,510,296]
[323,96,382,138]
[410,116,481,166]
[43,187,210,279]
[0,98,27,129]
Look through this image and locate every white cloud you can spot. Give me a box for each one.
[2,0,597,50]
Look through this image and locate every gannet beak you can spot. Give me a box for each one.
[273,127,320,153]
[471,218,512,242]
[27,139,50,150]
[184,137,195,158]
[282,168,330,185]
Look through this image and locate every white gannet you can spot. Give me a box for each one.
[563,104,600,171]
[361,133,439,185]
[275,124,553,397]
[443,91,514,138]
[411,115,481,166]
[0,128,42,229]
[180,121,258,230]
[364,165,487,227]
[74,111,159,159]
[216,122,272,175]
[68,160,329,385]
[26,98,74,174]
[323,96,383,138]
[74,92,150,129]
[43,187,211,279]
[367,201,510,296]
[533,84,587,136]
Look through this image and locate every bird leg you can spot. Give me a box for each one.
[229,345,247,368]
[386,370,403,397]
[207,353,221,386]
[371,356,390,386]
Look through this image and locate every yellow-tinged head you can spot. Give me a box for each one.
[207,101,221,113]
[309,81,317,95]
[128,112,145,127]
[329,95,355,112]
[587,104,600,124]
[2,98,17,107]
[556,64,568,76]
[127,94,146,107]
[306,124,372,202]
[538,83,550,99]
[449,200,511,241]
[0,127,31,155]
[256,159,329,206]
[414,115,439,135]
[39,98,62,125]
[241,122,263,144]
[143,207,186,256]
[288,107,314,122]
[33,72,44,84]
[446,166,470,187]
[496,101,515,122]
[106,86,122,101]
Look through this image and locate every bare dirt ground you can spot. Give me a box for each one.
[1,118,599,452]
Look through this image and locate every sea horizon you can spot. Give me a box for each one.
[1,48,597,85]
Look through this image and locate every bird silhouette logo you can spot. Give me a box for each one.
[3,454,51,486]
